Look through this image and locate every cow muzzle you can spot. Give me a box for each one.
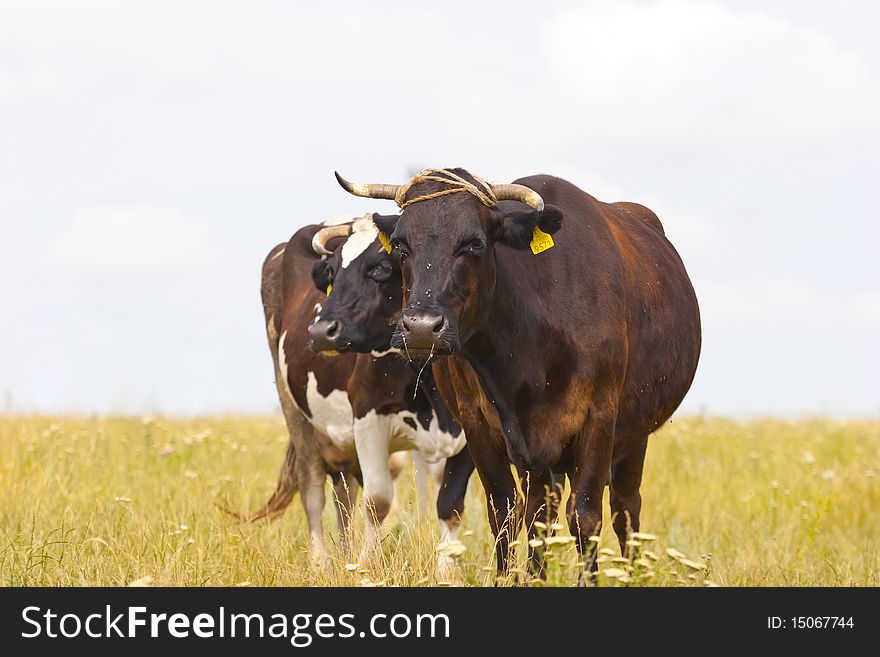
[395,312,454,359]
[308,319,349,355]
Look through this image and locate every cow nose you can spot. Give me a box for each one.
[308,319,341,352]
[400,313,447,350]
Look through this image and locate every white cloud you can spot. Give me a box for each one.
[10,1,874,150]
[49,205,217,275]
[699,277,880,334]
[0,1,459,99]
[445,0,880,151]
[850,291,880,331]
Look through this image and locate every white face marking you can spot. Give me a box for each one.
[277,330,294,402]
[322,214,355,226]
[305,371,355,449]
[340,215,378,269]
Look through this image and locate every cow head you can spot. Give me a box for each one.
[335,168,562,360]
[308,214,403,354]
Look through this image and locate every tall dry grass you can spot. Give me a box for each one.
[1,415,877,586]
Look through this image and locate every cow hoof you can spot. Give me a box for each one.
[357,547,379,567]
[435,554,461,582]
[309,548,330,571]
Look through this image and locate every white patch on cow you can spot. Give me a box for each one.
[313,302,322,320]
[439,517,460,547]
[370,347,401,358]
[406,409,465,464]
[436,516,462,579]
[305,371,355,449]
[340,215,378,269]
[266,314,278,345]
[388,451,408,475]
[277,330,294,402]
[322,214,354,226]
[268,247,285,262]
[354,407,465,465]
[352,410,394,562]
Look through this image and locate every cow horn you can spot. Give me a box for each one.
[334,171,401,202]
[490,184,545,212]
[311,224,352,256]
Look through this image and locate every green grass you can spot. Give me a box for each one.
[1,415,877,586]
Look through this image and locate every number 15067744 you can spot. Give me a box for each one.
[768,616,854,630]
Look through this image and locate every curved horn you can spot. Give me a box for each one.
[334,171,401,202]
[491,183,545,212]
[311,224,352,256]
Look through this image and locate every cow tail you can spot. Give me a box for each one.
[217,438,299,522]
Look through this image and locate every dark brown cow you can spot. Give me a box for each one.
[334,168,701,577]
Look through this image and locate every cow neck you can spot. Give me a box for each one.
[458,258,537,470]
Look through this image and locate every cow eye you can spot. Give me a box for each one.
[367,263,391,281]
[458,238,484,256]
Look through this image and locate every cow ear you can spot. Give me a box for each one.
[497,205,563,250]
[311,259,331,291]
[372,213,399,237]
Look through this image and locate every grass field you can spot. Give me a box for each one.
[1,415,878,587]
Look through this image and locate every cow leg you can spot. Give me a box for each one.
[609,431,649,555]
[274,370,330,567]
[331,470,359,558]
[292,424,329,567]
[566,401,617,583]
[435,448,474,579]
[353,414,394,563]
[469,436,521,576]
[287,412,330,566]
[522,468,555,578]
[410,451,434,517]
[386,451,409,523]
[286,422,329,566]
[432,360,519,576]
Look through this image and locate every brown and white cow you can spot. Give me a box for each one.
[246,215,471,568]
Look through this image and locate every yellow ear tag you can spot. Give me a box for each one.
[530,227,555,255]
[326,284,332,296]
[378,231,392,254]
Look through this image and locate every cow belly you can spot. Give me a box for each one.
[303,371,355,450]
[389,411,466,464]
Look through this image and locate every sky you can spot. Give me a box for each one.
[1,0,878,417]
